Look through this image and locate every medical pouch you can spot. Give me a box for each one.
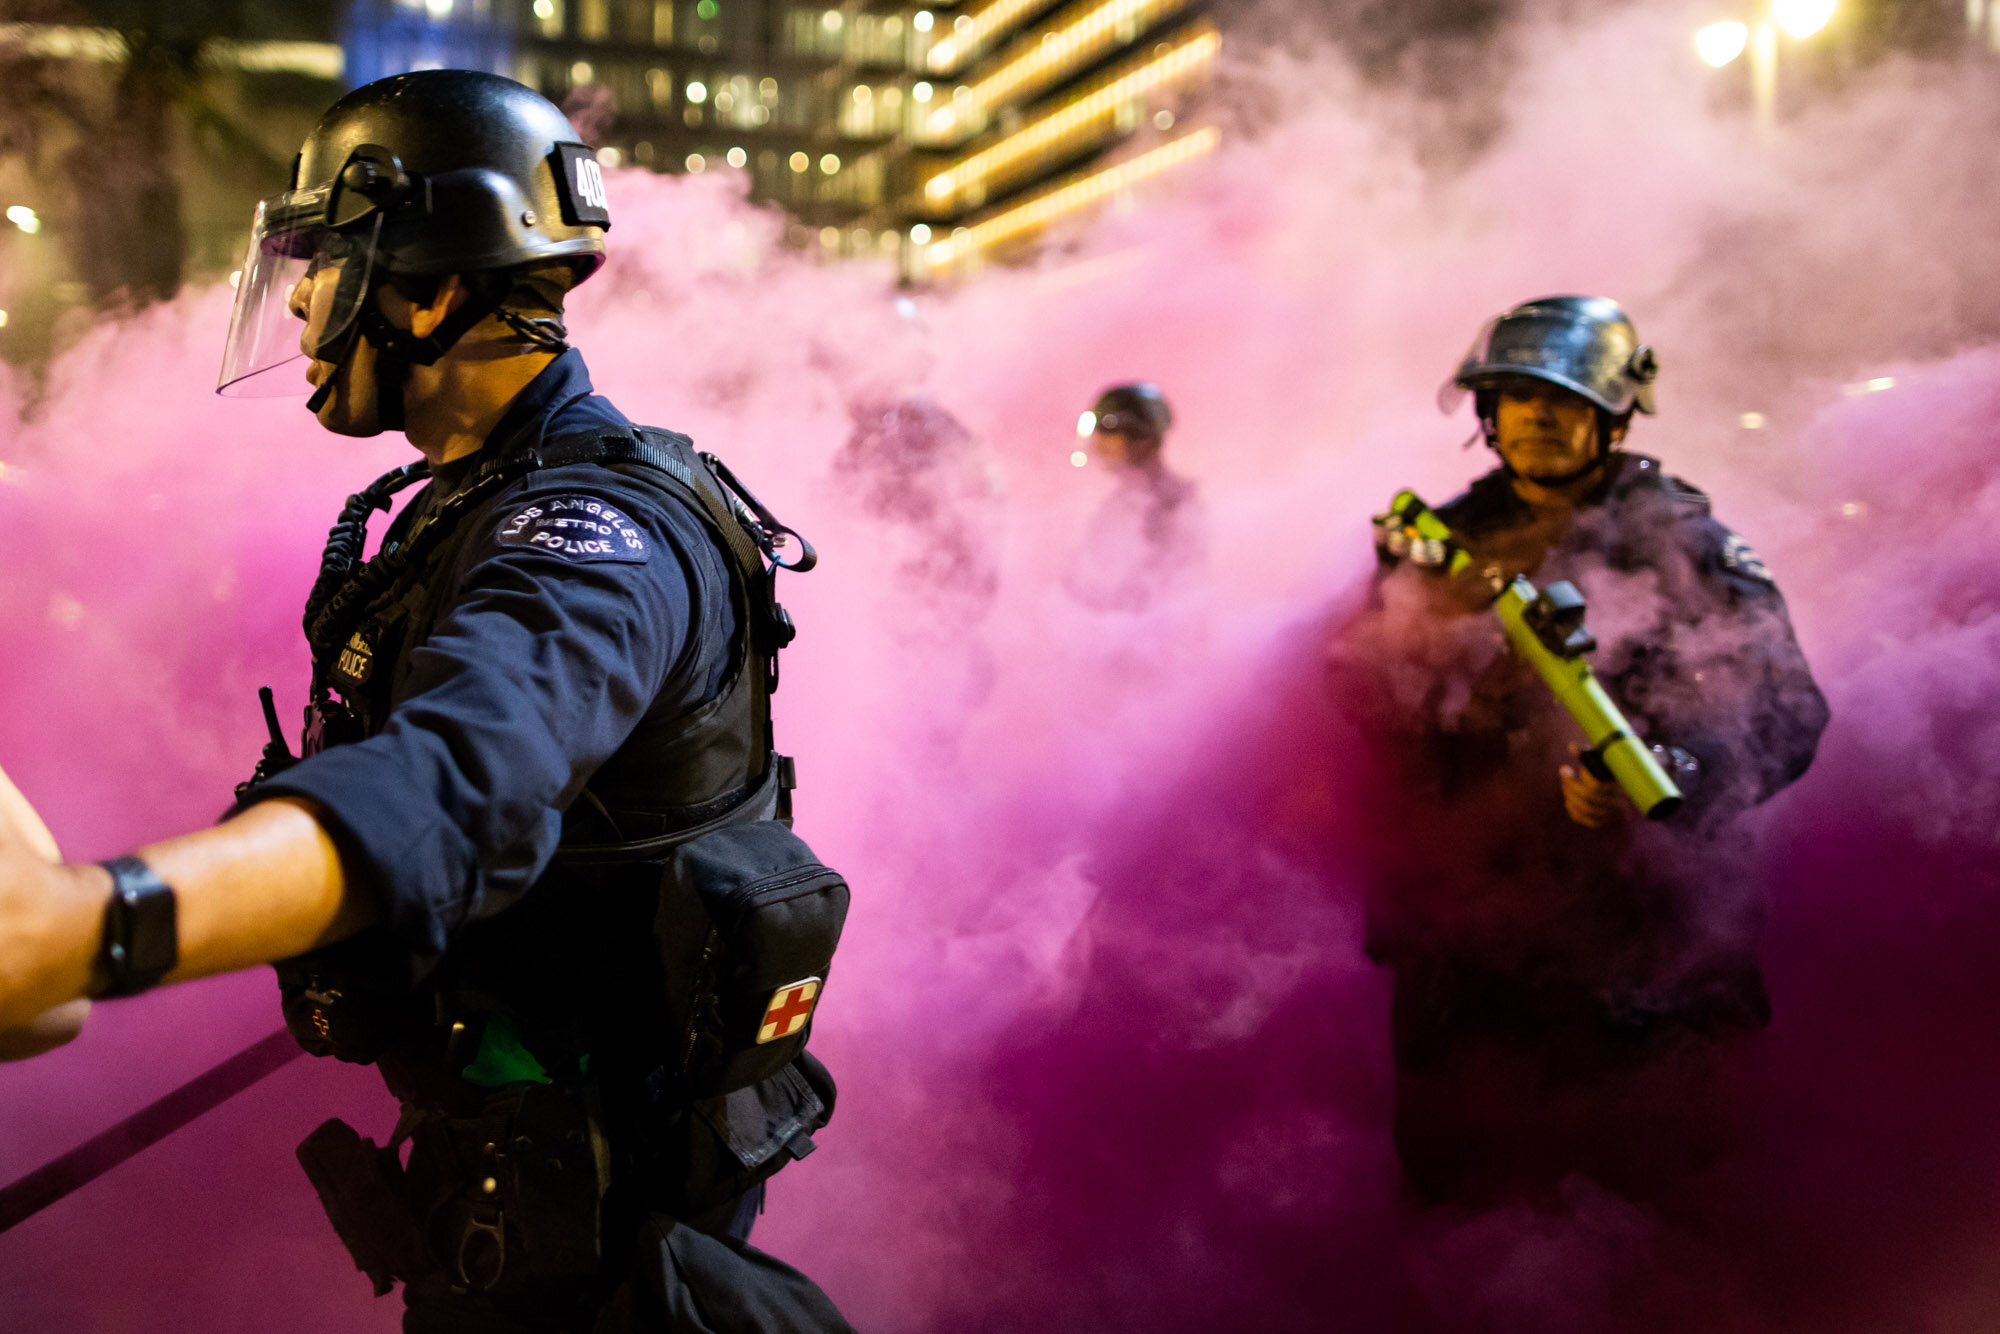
[656,820,848,1098]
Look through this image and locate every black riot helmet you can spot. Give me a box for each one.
[1439,295,1658,477]
[1081,383,1174,452]
[218,70,612,425]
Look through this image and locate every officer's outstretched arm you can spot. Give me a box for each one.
[0,765,91,1058]
[0,797,373,1033]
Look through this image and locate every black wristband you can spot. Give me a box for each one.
[94,856,178,998]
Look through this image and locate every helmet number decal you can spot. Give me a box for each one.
[549,142,612,229]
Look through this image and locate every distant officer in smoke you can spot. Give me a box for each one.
[833,395,1002,633]
[1348,295,1830,1204]
[0,71,852,1331]
[1066,382,1204,611]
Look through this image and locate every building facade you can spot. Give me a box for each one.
[342,0,1215,278]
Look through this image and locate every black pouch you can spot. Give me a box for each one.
[657,1053,835,1219]
[505,1080,612,1283]
[276,952,407,1066]
[297,1117,431,1295]
[657,821,849,1098]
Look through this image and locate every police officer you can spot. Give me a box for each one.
[1354,295,1831,1204]
[0,71,852,1331]
[1068,382,1202,611]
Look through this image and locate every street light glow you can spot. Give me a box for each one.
[6,205,40,234]
[1695,21,1748,67]
[1774,0,1835,39]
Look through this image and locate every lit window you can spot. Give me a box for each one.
[425,0,453,17]
[686,153,706,172]
[913,9,933,32]
[571,60,594,84]
[909,223,932,244]
[822,10,842,31]
[726,146,747,167]
[819,153,841,174]
[912,81,933,102]
[533,0,555,15]
[596,145,622,166]
[760,76,778,99]
[853,85,872,103]
[789,150,809,171]
[686,80,707,103]
[819,226,839,246]
[954,13,972,33]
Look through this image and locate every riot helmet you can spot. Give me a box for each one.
[1440,295,1657,419]
[218,70,611,425]
[1079,383,1174,454]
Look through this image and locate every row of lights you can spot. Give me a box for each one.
[923,125,1219,270]
[685,149,841,174]
[926,0,1186,139]
[1695,0,1835,66]
[926,0,1057,74]
[923,26,1218,206]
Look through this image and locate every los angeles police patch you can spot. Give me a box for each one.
[1719,531,1774,585]
[497,495,649,564]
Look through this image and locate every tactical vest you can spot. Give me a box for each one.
[291,426,793,829]
[267,430,847,1295]
[256,426,818,1079]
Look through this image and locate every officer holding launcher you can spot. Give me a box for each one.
[1356,295,1831,1203]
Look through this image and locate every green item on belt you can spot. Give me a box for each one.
[460,1014,553,1088]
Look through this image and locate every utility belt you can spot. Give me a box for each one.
[297,1044,835,1299]
[287,762,848,1297]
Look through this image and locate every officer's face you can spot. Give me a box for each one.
[1092,430,1162,470]
[1092,430,1137,468]
[287,265,383,437]
[1492,382,1599,482]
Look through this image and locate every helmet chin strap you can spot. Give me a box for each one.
[305,271,516,433]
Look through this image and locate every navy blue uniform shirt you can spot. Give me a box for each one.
[254,350,736,972]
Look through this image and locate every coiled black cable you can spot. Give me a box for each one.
[301,461,430,641]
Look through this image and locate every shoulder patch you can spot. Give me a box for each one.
[1718,531,1774,585]
[496,494,649,565]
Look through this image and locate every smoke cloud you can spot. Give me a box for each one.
[3,6,2000,1330]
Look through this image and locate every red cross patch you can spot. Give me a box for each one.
[757,978,822,1045]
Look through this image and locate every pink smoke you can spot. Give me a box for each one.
[3,8,1999,1330]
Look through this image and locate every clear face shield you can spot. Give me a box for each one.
[216,186,382,397]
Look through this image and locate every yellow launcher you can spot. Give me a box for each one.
[1493,576,1683,821]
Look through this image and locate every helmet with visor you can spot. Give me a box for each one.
[218,70,612,407]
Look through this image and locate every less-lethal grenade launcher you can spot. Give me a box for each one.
[1375,491,1684,821]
